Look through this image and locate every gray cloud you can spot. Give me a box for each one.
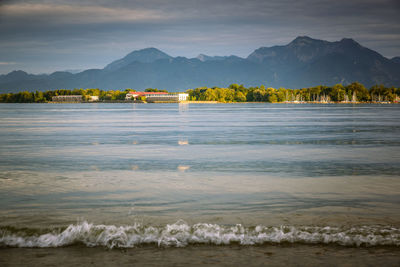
[0,0,399,74]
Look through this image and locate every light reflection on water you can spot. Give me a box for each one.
[0,103,399,227]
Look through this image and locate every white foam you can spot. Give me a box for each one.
[1,221,399,248]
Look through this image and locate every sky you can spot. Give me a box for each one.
[0,0,399,74]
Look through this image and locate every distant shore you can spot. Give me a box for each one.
[11,100,399,104]
[1,82,399,104]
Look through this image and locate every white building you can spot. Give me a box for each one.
[178,93,189,101]
[88,96,99,102]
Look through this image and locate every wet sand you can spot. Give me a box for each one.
[1,245,399,267]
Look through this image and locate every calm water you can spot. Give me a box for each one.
[0,103,400,248]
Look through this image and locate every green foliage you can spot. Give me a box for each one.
[234,91,246,102]
[0,83,398,103]
[185,83,399,103]
[369,84,397,102]
[346,82,370,101]
[145,88,168,93]
[330,84,346,102]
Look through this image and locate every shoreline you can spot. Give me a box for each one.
[1,101,399,104]
[1,244,399,267]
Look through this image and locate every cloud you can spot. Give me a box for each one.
[0,62,16,65]
[0,3,173,24]
[0,0,399,74]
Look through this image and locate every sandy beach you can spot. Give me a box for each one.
[1,245,399,267]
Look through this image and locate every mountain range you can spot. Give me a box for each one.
[1,36,399,93]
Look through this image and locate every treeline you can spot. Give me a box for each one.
[0,89,124,103]
[0,88,165,103]
[0,83,399,103]
[187,83,400,103]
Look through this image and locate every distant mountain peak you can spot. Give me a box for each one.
[248,36,327,63]
[246,35,398,76]
[288,36,327,47]
[196,54,229,62]
[292,36,315,42]
[340,37,356,43]
[196,54,208,61]
[7,70,28,75]
[391,56,400,64]
[133,47,164,54]
[5,70,29,79]
[104,47,172,71]
[339,38,361,47]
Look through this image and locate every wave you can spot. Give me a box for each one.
[1,221,399,248]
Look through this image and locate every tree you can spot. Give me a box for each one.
[346,82,370,101]
[234,91,246,102]
[252,89,266,102]
[34,91,45,102]
[145,88,168,93]
[330,84,345,102]
[204,88,217,101]
[268,94,278,103]
[266,87,277,102]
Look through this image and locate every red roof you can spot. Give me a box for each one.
[128,91,168,95]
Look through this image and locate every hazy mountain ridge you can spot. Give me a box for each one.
[196,54,242,62]
[247,37,400,87]
[391,57,400,64]
[1,37,399,93]
[104,47,173,71]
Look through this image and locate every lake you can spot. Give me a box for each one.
[0,103,399,264]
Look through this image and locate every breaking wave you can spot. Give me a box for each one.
[1,221,399,248]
